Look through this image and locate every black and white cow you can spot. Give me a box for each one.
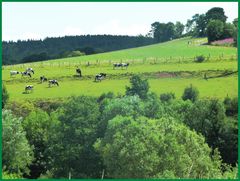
[25,85,34,93]
[40,76,48,83]
[21,71,32,78]
[49,80,59,87]
[121,63,129,69]
[95,73,107,82]
[76,68,82,77]
[113,63,129,69]
[26,68,34,74]
[113,63,122,69]
[10,71,20,77]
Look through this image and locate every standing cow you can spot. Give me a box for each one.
[95,73,107,82]
[40,76,48,83]
[21,71,32,78]
[10,71,20,77]
[25,85,34,93]
[76,68,82,77]
[26,68,34,74]
[49,80,59,87]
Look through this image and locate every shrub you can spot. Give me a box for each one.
[223,96,238,117]
[182,84,199,102]
[160,92,175,102]
[194,55,205,63]
[126,75,149,99]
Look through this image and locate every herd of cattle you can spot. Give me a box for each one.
[10,62,130,94]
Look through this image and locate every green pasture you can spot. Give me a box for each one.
[5,75,237,100]
[4,37,237,67]
[3,37,238,100]
[3,61,237,82]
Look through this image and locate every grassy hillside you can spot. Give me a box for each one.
[3,37,238,100]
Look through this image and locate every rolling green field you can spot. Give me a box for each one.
[3,37,238,100]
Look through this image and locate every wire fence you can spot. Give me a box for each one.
[3,54,237,70]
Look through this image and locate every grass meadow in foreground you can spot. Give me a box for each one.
[5,75,237,100]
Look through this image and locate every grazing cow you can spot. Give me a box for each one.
[49,80,59,87]
[25,85,34,93]
[121,63,129,69]
[113,63,129,69]
[10,70,20,77]
[95,73,107,82]
[113,63,122,69]
[26,68,34,74]
[21,71,32,78]
[76,68,82,77]
[40,76,48,83]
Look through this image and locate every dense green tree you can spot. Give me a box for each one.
[160,92,175,103]
[232,18,238,47]
[2,110,34,176]
[23,109,59,178]
[205,7,227,23]
[100,95,144,136]
[162,99,193,121]
[233,18,238,28]
[182,84,199,102]
[184,99,238,165]
[150,22,177,42]
[95,116,231,178]
[143,92,163,118]
[218,117,238,165]
[47,96,103,178]
[222,23,236,39]
[126,75,149,99]
[206,20,224,43]
[2,83,9,108]
[174,21,185,38]
[185,14,207,37]
[223,97,238,117]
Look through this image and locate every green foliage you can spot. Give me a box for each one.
[222,23,236,39]
[95,116,226,178]
[33,99,63,113]
[162,99,193,121]
[47,96,103,178]
[2,83,9,108]
[182,84,199,102]
[5,100,35,118]
[195,55,205,63]
[160,92,175,102]
[143,92,163,118]
[60,50,85,58]
[126,75,149,99]
[184,99,238,165]
[101,95,143,124]
[207,20,224,43]
[3,35,154,65]
[224,96,238,117]
[2,110,34,175]
[174,21,185,38]
[205,7,227,23]
[218,117,238,165]
[2,171,22,179]
[150,21,184,42]
[23,109,59,178]
[185,14,207,37]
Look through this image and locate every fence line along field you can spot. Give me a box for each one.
[2,37,238,100]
